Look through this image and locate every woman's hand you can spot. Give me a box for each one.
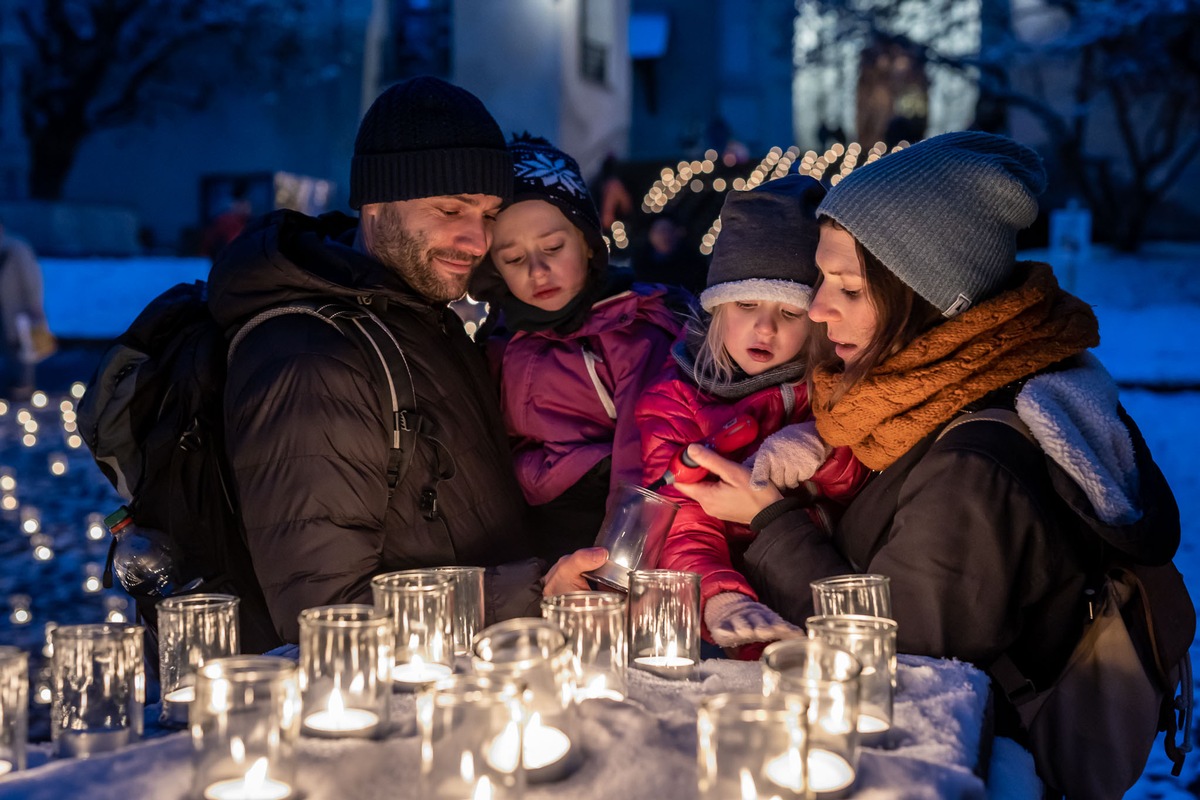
[673,445,784,524]
[541,547,610,597]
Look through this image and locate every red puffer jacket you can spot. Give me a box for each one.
[635,369,867,639]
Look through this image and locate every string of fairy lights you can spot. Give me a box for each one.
[1,384,131,706]
[615,140,910,257]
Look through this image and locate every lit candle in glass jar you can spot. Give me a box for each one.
[302,688,380,735]
[164,685,195,704]
[765,747,856,797]
[486,712,572,781]
[633,635,695,674]
[392,655,453,689]
[204,758,292,800]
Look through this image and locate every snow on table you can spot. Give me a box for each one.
[0,654,1002,800]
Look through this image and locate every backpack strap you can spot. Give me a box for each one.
[227,302,438,500]
[936,407,1035,446]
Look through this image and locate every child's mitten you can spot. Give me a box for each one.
[746,420,832,490]
[704,592,803,647]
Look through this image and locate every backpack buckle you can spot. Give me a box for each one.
[420,488,439,521]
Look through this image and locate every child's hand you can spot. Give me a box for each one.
[745,421,832,490]
[704,592,803,647]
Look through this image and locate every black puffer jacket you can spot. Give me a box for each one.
[743,377,1179,736]
[210,211,538,642]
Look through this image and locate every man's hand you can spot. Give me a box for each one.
[746,420,832,490]
[673,445,783,524]
[542,547,610,597]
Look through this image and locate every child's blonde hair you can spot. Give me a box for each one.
[691,303,809,392]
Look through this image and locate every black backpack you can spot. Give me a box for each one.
[77,281,437,658]
[941,408,1195,797]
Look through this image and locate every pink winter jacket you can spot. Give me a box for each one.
[492,285,682,507]
[635,367,868,640]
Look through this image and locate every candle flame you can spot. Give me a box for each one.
[245,757,269,790]
[472,776,494,800]
[327,687,345,716]
[739,767,757,800]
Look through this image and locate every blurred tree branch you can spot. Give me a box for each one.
[796,0,1200,251]
[17,0,331,199]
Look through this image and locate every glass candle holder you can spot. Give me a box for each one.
[585,483,680,591]
[298,605,391,739]
[191,656,301,800]
[806,615,898,742]
[51,623,145,757]
[158,593,241,727]
[697,692,812,800]
[541,592,628,701]
[810,574,892,620]
[417,674,525,799]
[472,618,582,783]
[431,566,486,657]
[0,647,28,775]
[628,570,701,680]
[762,639,862,799]
[372,570,455,690]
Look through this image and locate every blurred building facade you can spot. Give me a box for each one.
[6,0,1196,254]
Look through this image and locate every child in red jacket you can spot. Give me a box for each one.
[636,175,869,657]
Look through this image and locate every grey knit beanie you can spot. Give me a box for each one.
[817,131,1047,316]
[349,76,513,209]
[699,174,826,312]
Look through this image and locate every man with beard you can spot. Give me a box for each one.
[208,77,607,644]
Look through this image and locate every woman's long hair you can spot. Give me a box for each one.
[809,219,942,406]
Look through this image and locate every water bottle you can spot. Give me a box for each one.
[103,505,181,598]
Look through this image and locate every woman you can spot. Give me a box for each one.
[674,131,1180,797]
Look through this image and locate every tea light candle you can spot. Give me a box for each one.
[392,656,452,689]
[575,674,623,702]
[303,688,379,735]
[486,712,573,781]
[164,685,195,703]
[204,758,292,800]
[765,747,855,796]
[632,638,694,677]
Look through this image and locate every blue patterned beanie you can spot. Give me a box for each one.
[507,133,608,273]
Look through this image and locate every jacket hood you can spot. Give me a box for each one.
[208,210,431,328]
[1015,353,1180,564]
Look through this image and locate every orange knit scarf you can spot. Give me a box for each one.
[811,263,1099,471]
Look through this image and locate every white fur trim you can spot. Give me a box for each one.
[700,279,814,312]
[1015,352,1141,525]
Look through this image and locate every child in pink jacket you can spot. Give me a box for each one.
[470,135,682,561]
[636,175,869,657]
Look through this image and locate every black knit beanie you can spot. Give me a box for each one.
[699,174,826,312]
[349,76,513,209]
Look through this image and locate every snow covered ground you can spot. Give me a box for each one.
[3,243,1199,796]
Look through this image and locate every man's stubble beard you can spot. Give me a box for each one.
[365,204,479,303]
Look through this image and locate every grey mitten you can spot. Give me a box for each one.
[704,592,803,647]
[746,420,833,490]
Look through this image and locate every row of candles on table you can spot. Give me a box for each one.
[0,567,896,800]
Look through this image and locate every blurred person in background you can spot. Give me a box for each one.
[0,220,56,400]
